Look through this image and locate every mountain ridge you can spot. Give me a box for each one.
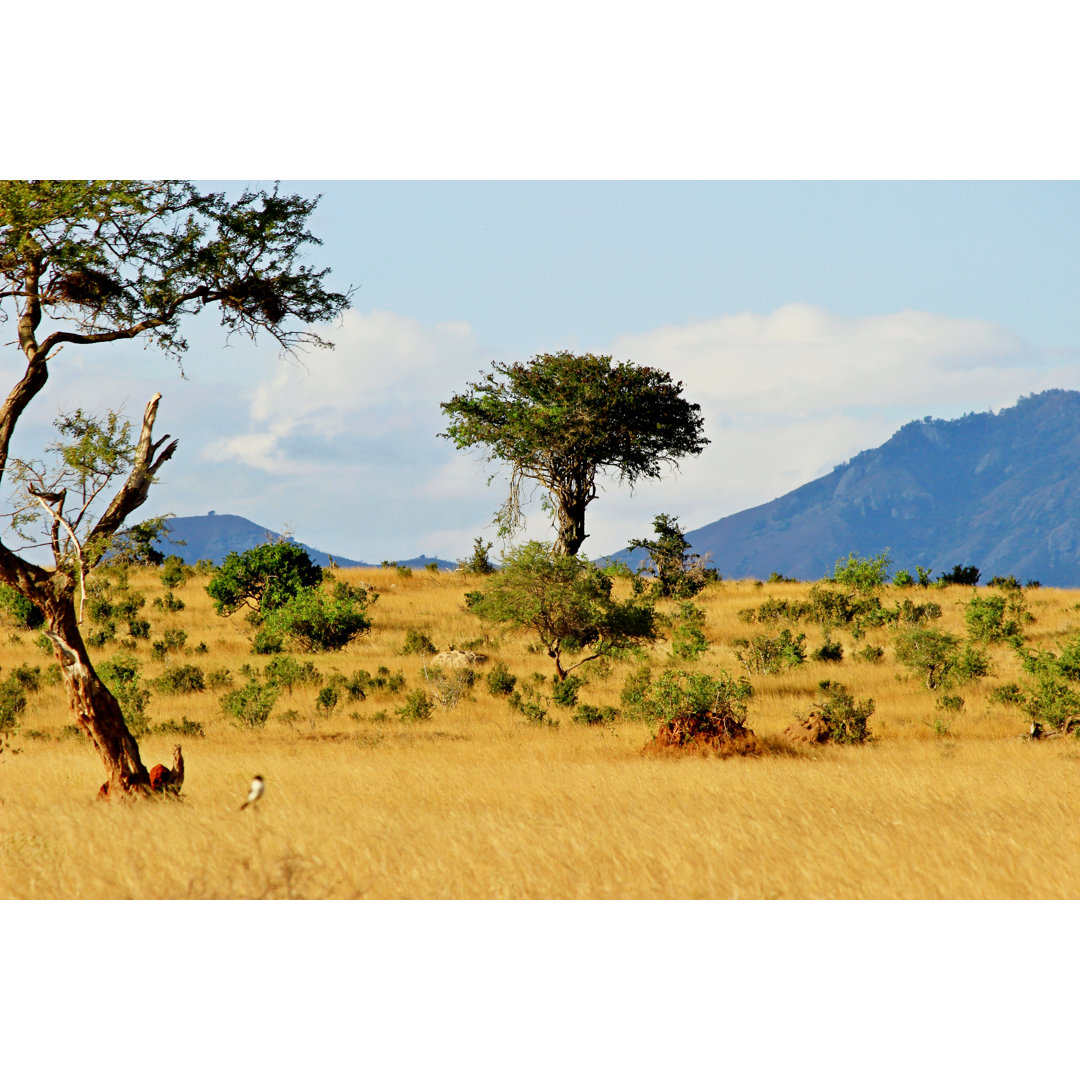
[608,389,1080,587]
[156,513,457,570]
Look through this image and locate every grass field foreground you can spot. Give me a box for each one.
[3,564,1080,899]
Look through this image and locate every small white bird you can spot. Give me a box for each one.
[240,775,265,810]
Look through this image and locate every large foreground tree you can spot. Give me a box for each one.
[0,181,349,799]
[440,351,709,556]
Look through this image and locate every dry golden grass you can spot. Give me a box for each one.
[3,566,1080,899]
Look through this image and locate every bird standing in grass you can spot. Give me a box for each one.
[240,775,265,810]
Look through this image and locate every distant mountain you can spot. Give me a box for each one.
[608,389,1080,587]
[155,513,457,570]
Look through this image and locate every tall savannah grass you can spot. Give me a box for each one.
[3,565,1080,898]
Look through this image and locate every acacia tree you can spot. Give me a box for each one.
[440,351,709,556]
[0,181,349,799]
[464,540,656,681]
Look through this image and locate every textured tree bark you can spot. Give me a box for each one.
[43,593,151,800]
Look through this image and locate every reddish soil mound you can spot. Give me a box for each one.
[782,710,832,745]
[642,711,763,758]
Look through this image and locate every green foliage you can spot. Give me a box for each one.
[154,663,206,694]
[988,575,1022,590]
[251,628,284,654]
[733,628,806,674]
[940,564,980,586]
[440,351,709,554]
[936,694,965,712]
[396,565,413,579]
[573,704,617,725]
[811,638,844,663]
[669,601,709,662]
[1012,638,1080,735]
[263,656,321,692]
[964,593,1025,645]
[108,519,169,567]
[206,540,323,618]
[551,674,584,709]
[892,569,916,588]
[0,584,44,630]
[623,667,754,729]
[465,541,656,681]
[158,555,192,590]
[989,682,1024,706]
[401,629,437,656]
[315,685,340,715]
[628,513,713,599]
[485,661,518,697]
[830,551,892,594]
[507,683,554,725]
[97,655,150,735]
[856,644,885,664]
[153,591,185,613]
[458,537,496,576]
[812,680,874,744]
[893,628,990,691]
[221,676,279,729]
[151,628,187,661]
[258,581,372,652]
[397,689,434,723]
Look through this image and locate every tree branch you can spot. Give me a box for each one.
[86,393,177,560]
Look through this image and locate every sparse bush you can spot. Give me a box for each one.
[830,551,891,594]
[159,555,192,590]
[627,513,714,599]
[397,688,433,722]
[422,664,475,709]
[733,628,806,674]
[892,569,916,588]
[251,627,284,654]
[989,682,1024,706]
[401,629,437,656]
[965,593,1024,645]
[669,601,709,662]
[573,704,617,725]
[151,628,187,661]
[812,637,844,663]
[153,590,185,613]
[936,694,964,712]
[207,667,234,690]
[221,676,279,729]
[396,565,413,579]
[894,627,990,691]
[263,656,321,692]
[154,664,206,694]
[810,679,874,744]
[939,564,980,586]
[551,673,584,709]
[485,661,517,697]
[856,644,885,663]
[0,584,44,630]
[315,685,340,715]
[97,655,150,735]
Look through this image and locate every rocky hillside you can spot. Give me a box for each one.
[612,389,1080,586]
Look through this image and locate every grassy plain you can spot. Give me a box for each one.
[3,565,1080,899]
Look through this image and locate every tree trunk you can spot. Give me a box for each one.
[43,593,151,800]
[554,494,589,557]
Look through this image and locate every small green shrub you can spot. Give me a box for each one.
[551,673,584,709]
[573,704,617,725]
[485,661,517,697]
[669,601,709,662]
[813,680,874,744]
[936,694,965,712]
[259,583,371,652]
[154,664,206,694]
[856,644,885,663]
[315,685,340,715]
[990,682,1024,706]
[0,584,44,630]
[207,667,234,690]
[733,628,806,674]
[153,591,186,613]
[397,688,433,722]
[150,628,187,661]
[831,551,891,594]
[939,564,980,586]
[812,638,844,663]
[97,655,150,735]
[251,627,284,654]
[401,629,437,656]
[221,677,279,728]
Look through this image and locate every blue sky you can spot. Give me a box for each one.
[16,179,1078,565]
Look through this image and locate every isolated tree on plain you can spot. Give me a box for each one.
[440,351,709,556]
[0,181,349,799]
